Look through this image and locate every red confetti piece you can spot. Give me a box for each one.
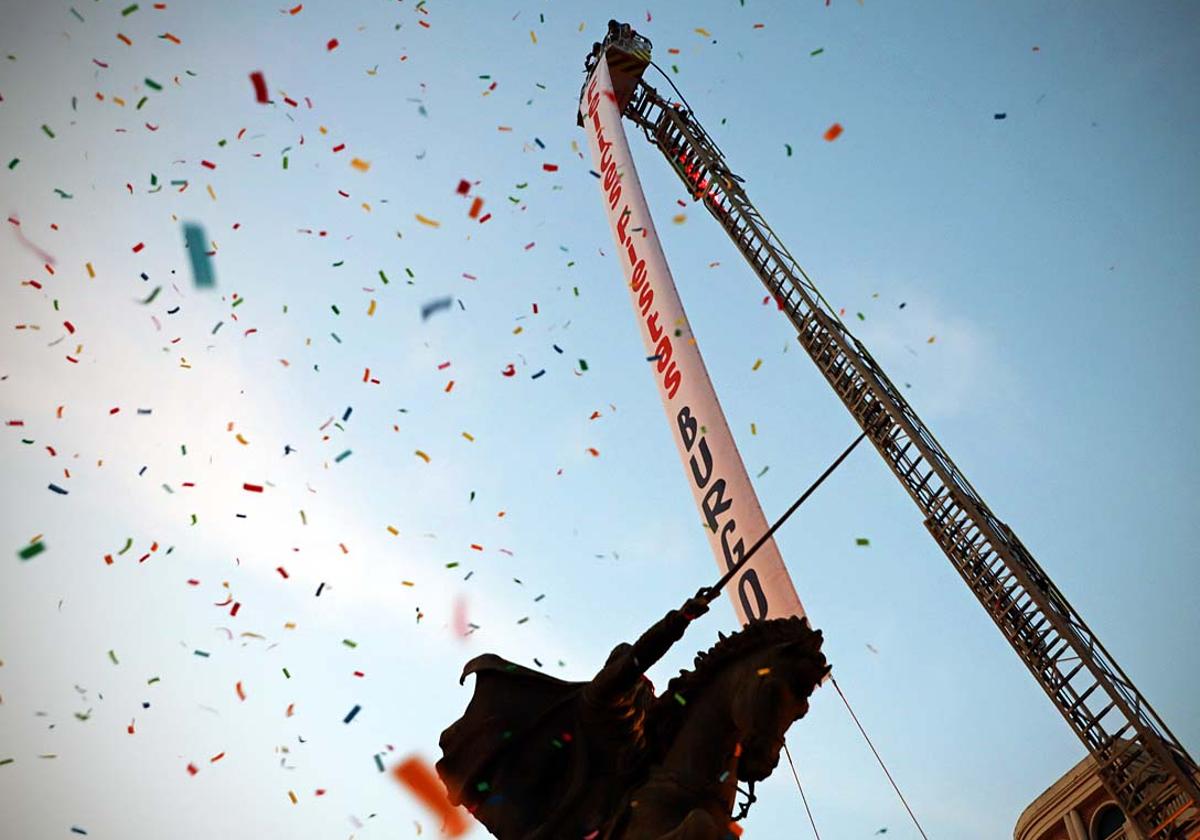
[823,122,843,142]
[286,703,295,717]
[210,752,225,762]
[289,3,302,13]
[326,38,339,51]
[501,364,516,377]
[276,566,289,579]
[249,71,269,103]
[332,143,345,153]
[455,179,470,195]
[392,756,469,837]
[127,720,135,734]
[542,163,559,172]
[236,681,246,701]
[243,483,264,492]
[63,321,75,333]
[201,160,216,169]
[131,242,145,253]
[587,447,600,457]
[186,763,198,776]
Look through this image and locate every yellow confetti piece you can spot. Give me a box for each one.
[288,790,298,805]
[401,580,415,587]
[695,27,711,37]
[235,433,249,445]
[206,184,217,201]
[513,326,523,335]
[530,30,537,44]
[415,213,440,228]
[578,22,585,31]
[461,431,474,442]
[414,450,430,463]
[367,299,376,316]
[85,262,95,278]
[113,96,126,107]
[386,525,399,536]
[927,335,937,344]
[350,157,370,172]
[751,423,757,435]
[284,622,296,630]
[361,202,371,212]
[672,214,687,224]
[752,358,763,371]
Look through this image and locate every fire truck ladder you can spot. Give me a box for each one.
[594,32,1199,840]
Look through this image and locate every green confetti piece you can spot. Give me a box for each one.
[330,332,342,343]
[193,649,210,657]
[139,286,162,304]
[7,158,18,170]
[180,444,187,455]
[282,667,291,679]
[673,692,687,706]
[378,269,389,284]
[855,537,870,546]
[446,562,460,569]
[147,677,160,684]
[190,514,197,525]
[135,96,148,110]
[374,753,385,772]
[857,312,865,321]
[0,758,14,766]
[785,144,792,157]
[231,297,244,307]
[18,541,45,560]
[335,449,351,462]
[404,267,414,278]
[810,47,824,57]
[144,78,162,91]
[342,639,358,649]
[578,359,588,371]
[69,7,84,22]
[756,465,769,478]
[331,304,340,315]
[117,537,133,556]
[331,260,344,267]
[282,156,288,170]
[108,650,119,664]
[53,188,73,199]
[41,124,55,138]
[121,3,139,15]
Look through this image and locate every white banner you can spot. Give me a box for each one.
[581,60,806,624]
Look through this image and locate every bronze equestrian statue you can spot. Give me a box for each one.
[437,589,830,839]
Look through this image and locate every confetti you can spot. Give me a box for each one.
[18,541,46,560]
[420,296,453,320]
[343,704,361,724]
[327,38,339,51]
[856,537,871,546]
[823,123,843,142]
[392,756,469,837]
[182,222,215,288]
[249,71,269,103]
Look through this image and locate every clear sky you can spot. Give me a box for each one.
[1,1,1197,839]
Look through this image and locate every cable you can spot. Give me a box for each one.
[783,741,822,840]
[831,677,930,839]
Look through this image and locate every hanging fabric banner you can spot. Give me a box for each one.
[580,58,806,625]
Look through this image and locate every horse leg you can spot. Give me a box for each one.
[654,808,721,840]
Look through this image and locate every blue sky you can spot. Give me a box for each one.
[1,1,1197,838]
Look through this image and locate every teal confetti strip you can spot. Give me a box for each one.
[193,650,210,657]
[48,483,68,495]
[756,466,769,478]
[7,158,18,170]
[53,188,73,198]
[334,450,351,463]
[144,78,162,91]
[41,124,55,138]
[69,7,84,22]
[374,753,385,772]
[182,222,215,288]
[785,144,792,157]
[18,541,45,560]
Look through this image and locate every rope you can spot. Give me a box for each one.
[831,677,930,840]
[783,741,822,840]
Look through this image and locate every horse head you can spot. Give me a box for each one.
[727,620,830,781]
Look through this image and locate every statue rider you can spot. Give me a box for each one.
[438,588,714,839]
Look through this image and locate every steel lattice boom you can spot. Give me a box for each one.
[581,25,1199,840]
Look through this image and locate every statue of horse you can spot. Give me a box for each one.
[437,614,829,840]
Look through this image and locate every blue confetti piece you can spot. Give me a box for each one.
[343,704,362,724]
[420,296,454,321]
[531,369,546,379]
[48,483,68,495]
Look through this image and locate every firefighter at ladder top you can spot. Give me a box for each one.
[585,73,771,622]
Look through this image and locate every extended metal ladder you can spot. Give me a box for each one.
[619,75,1199,840]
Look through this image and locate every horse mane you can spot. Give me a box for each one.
[647,615,824,755]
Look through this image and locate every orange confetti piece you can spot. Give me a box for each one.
[85,262,95,278]
[289,3,302,13]
[468,196,484,219]
[117,33,132,46]
[392,756,469,837]
[823,122,844,142]
[752,358,763,371]
[529,30,537,44]
[414,214,440,228]
[350,157,370,172]
[236,681,246,701]
[210,752,225,762]
[288,790,298,805]
[414,450,430,463]
[587,447,600,457]
[235,433,249,445]
[672,214,687,224]
[160,32,181,44]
